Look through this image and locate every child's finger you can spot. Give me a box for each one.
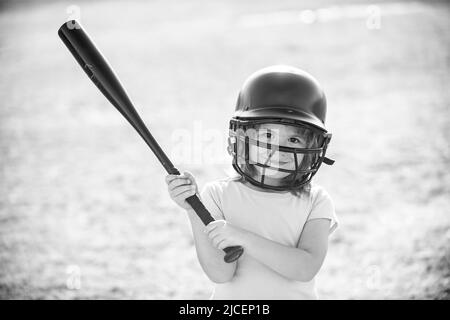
[205,220,226,234]
[209,230,225,243]
[174,188,197,202]
[165,174,180,184]
[171,185,196,198]
[217,240,230,250]
[168,178,191,189]
[212,235,226,248]
[209,234,225,247]
[183,171,197,185]
[165,172,190,183]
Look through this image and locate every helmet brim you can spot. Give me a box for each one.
[233,106,327,132]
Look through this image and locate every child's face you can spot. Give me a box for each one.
[248,123,306,179]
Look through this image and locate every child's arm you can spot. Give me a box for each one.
[186,209,237,283]
[166,173,236,283]
[206,219,330,282]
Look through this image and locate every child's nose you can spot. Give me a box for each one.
[264,152,291,163]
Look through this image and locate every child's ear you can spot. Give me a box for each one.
[227,145,233,156]
[227,136,236,156]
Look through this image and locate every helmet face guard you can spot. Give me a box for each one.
[228,118,334,191]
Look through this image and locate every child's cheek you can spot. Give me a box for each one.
[249,145,261,164]
[296,154,305,168]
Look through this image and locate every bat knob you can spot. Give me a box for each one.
[223,245,244,263]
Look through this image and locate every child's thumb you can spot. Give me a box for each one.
[183,171,196,185]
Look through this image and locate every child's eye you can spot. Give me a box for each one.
[289,137,303,144]
[259,132,272,139]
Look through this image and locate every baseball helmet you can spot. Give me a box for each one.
[228,65,334,191]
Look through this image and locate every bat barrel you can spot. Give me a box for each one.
[58,20,178,174]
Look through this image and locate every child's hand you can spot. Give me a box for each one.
[205,220,248,250]
[165,171,198,210]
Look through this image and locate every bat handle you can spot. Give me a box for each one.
[169,167,244,262]
[185,195,244,263]
[176,186,243,263]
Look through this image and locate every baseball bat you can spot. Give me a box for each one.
[58,20,243,263]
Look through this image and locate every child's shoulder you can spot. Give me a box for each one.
[309,182,334,204]
[202,175,241,194]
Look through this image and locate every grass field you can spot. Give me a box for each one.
[0,0,449,299]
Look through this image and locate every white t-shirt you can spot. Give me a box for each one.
[200,177,338,300]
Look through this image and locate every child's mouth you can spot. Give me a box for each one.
[261,158,291,167]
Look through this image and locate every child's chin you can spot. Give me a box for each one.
[256,168,290,179]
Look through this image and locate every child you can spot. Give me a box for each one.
[166,65,338,300]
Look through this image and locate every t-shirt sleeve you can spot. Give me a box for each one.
[199,182,225,220]
[308,186,339,235]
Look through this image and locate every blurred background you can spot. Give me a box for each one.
[0,0,449,299]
